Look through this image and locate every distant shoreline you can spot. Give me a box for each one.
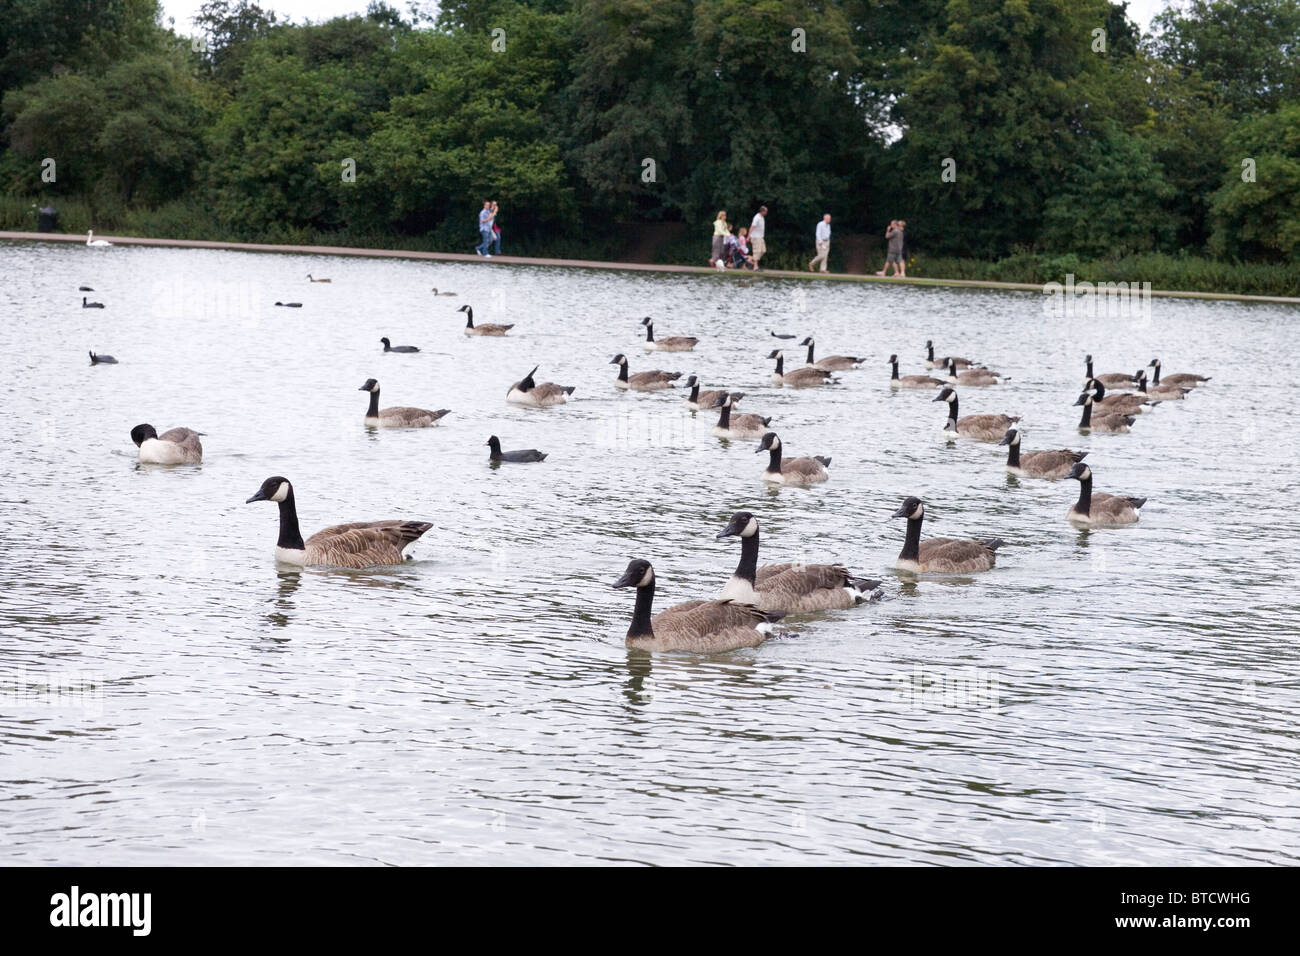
[5,231,1298,306]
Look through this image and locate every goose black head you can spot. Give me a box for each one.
[717,511,758,539]
[130,424,157,446]
[457,304,471,313]
[756,432,780,453]
[710,391,730,408]
[799,336,814,346]
[247,476,291,504]
[1148,358,1160,368]
[684,374,698,387]
[1067,463,1092,482]
[925,339,933,348]
[1085,353,1093,364]
[888,353,898,363]
[933,387,956,403]
[767,349,783,360]
[640,316,653,326]
[612,558,654,589]
[998,427,1021,446]
[359,378,379,392]
[892,496,924,520]
[610,353,628,366]
[518,366,539,390]
[1073,390,1094,407]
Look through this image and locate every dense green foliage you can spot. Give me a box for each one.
[1,0,1297,292]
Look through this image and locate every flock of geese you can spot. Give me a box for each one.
[82,260,1212,654]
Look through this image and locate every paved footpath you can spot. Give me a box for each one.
[4,231,1297,305]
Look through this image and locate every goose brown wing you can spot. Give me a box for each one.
[530,383,572,401]
[652,599,776,648]
[307,521,432,566]
[379,405,449,426]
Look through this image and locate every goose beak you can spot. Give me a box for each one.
[931,393,945,401]
[890,504,910,518]
[1073,394,1087,406]
[246,489,268,503]
[997,433,1013,445]
[710,394,727,408]
[611,569,640,588]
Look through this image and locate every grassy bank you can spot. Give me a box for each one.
[6,195,1298,298]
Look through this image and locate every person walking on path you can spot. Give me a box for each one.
[749,205,767,268]
[809,213,832,273]
[709,211,729,267]
[476,200,495,257]
[877,219,906,276]
[490,201,502,255]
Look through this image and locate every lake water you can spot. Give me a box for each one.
[2,241,1298,865]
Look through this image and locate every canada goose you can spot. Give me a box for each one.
[306,274,331,283]
[888,354,944,389]
[1066,463,1145,527]
[78,286,94,292]
[945,357,1001,386]
[458,304,513,336]
[431,288,457,296]
[1148,358,1210,388]
[380,337,419,353]
[612,558,782,653]
[1084,354,1135,389]
[89,351,117,365]
[715,511,881,613]
[933,388,1020,441]
[82,297,104,309]
[275,302,302,308]
[798,336,865,370]
[507,365,574,406]
[756,432,830,484]
[710,392,771,439]
[1084,379,1156,414]
[768,350,837,388]
[358,379,450,427]
[245,476,432,567]
[998,428,1087,478]
[1074,390,1135,433]
[610,353,681,391]
[891,497,1002,573]
[486,435,547,462]
[769,330,798,340]
[924,339,976,370]
[130,424,203,464]
[683,375,728,411]
[86,230,111,247]
[641,317,698,352]
[1134,370,1190,401]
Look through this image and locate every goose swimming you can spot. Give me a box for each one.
[131,424,203,464]
[359,379,449,427]
[799,337,865,370]
[507,366,575,406]
[1084,354,1135,389]
[710,392,771,439]
[924,339,976,370]
[458,304,513,336]
[683,375,728,411]
[715,511,881,613]
[641,317,698,352]
[245,476,432,567]
[934,387,1019,441]
[756,432,830,484]
[612,558,782,653]
[1147,358,1210,389]
[1066,463,1145,526]
[610,353,681,390]
[891,497,1002,573]
[1074,390,1135,433]
[888,354,944,389]
[998,428,1087,478]
[768,350,837,387]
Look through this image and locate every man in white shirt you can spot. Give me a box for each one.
[749,205,767,268]
[809,213,831,273]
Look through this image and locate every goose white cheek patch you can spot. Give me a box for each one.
[271,484,289,503]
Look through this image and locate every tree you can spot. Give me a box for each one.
[1209,103,1300,260]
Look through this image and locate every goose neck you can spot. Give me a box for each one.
[1075,474,1093,515]
[366,390,380,418]
[805,342,815,364]
[276,488,306,551]
[716,402,732,430]
[766,444,783,474]
[890,360,900,381]
[627,581,655,639]
[900,514,922,562]
[734,529,760,585]
[1078,400,1092,428]
[1005,440,1020,468]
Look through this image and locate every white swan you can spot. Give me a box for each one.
[87,230,112,247]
